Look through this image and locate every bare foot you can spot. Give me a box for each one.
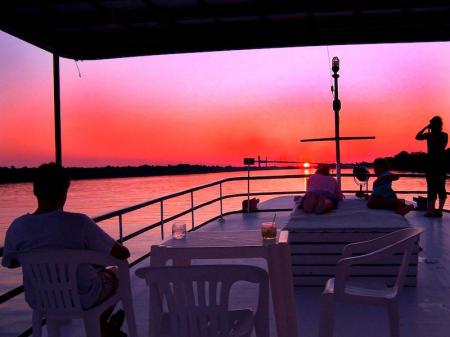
[434,210,443,218]
[303,194,317,213]
[315,196,333,214]
[396,204,414,216]
[424,210,443,218]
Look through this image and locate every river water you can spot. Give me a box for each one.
[0,168,448,336]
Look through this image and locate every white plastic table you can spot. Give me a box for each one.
[150,230,298,337]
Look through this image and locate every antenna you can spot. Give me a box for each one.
[74,60,81,78]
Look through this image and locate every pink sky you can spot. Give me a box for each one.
[0,31,449,167]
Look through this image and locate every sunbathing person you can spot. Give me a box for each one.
[2,163,129,337]
[302,165,343,214]
[366,158,413,216]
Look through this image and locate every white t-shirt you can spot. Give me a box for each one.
[1,210,116,309]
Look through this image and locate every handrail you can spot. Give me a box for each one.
[91,172,437,222]
[0,172,449,337]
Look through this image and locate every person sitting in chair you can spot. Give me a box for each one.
[2,163,129,337]
[366,158,413,216]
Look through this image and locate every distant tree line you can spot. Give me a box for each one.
[384,150,450,173]
[353,150,449,173]
[0,164,288,184]
[2,150,448,184]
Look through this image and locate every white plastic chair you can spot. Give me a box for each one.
[19,250,138,337]
[135,265,269,337]
[318,227,423,337]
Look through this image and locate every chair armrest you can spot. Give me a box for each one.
[19,249,127,268]
[70,250,128,268]
[341,228,422,258]
[75,251,131,290]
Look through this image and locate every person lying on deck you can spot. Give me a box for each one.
[1,163,129,337]
[301,165,344,214]
[363,158,414,216]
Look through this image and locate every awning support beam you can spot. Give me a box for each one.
[53,53,62,165]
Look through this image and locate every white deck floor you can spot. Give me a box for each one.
[4,196,450,337]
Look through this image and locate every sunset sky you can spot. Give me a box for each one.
[0,31,449,167]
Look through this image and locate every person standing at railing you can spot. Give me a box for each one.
[1,163,130,337]
[416,116,448,218]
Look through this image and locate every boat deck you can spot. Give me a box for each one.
[3,196,450,337]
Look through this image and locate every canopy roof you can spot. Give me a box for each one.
[1,1,449,60]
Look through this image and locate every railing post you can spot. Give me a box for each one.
[247,166,251,213]
[191,191,195,229]
[160,200,164,240]
[118,214,123,243]
[219,182,223,218]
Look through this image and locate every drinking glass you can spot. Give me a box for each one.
[172,221,187,239]
[261,222,277,240]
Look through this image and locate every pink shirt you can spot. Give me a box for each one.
[307,174,343,200]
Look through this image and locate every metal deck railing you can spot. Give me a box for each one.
[0,172,448,336]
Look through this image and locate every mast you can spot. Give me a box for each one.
[332,57,342,188]
[300,56,375,187]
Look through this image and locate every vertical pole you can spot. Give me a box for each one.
[191,191,194,229]
[332,61,342,189]
[219,182,223,218]
[334,105,341,188]
[118,214,123,243]
[160,200,164,240]
[247,165,251,213]
[53,54,62,165]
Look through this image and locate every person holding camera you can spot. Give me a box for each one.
[416,116,448,217]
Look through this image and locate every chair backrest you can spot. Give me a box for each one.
[136,265,269,337]
[19,250,123,316]
[390,228,424,291]
[336,227,424,296]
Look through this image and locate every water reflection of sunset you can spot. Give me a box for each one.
[303,169,311,191]
[1,30,449,167]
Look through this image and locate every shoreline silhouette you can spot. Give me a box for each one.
[1,150,448,185]
[0,164,296,184]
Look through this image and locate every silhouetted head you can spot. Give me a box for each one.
[33,163,70,209]
[316,165,330,176]
[429,116,443,133]
[373,158,389,176]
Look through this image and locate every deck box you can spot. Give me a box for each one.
[285,198,419,286]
